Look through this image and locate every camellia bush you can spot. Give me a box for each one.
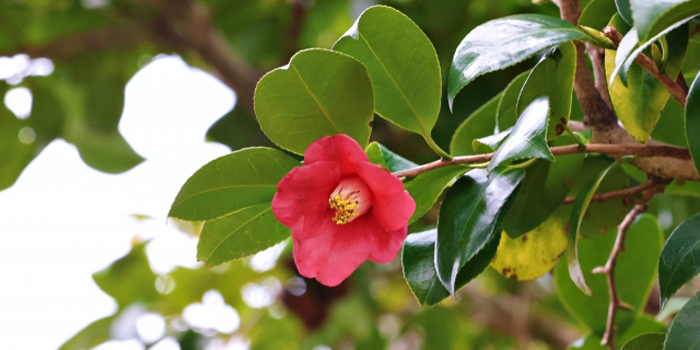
[5,0,700,349]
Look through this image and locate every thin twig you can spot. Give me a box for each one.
[588,44,614,110]
[562,179,657,204]
[603,26,688,107]
[592,182,667,349]
[392,144,691,178]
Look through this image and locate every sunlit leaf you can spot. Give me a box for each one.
[365,141,417,172]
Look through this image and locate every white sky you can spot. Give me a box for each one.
[0,55,236,349]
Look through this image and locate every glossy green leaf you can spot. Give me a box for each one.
[402,229,499,306]
[254,48,374,155]
[436,167,525,293]
[630,0,700,42]
[567,157,625,295]
[621,333,666,350]
[606,25,688,142]
[652,97,688,148]
[450,92,501,156]
[687,73,700,174]
[517,42,576,139]
[448,14,588,107]
[502,138,585,238]
[197,203,289,266]
[488,97,554,172]
[333,5,441,136]
[58,315,115,350]
[473,128,511,154]
[659,213,700,308]
[555,214,663,335]
[664,290,700,349]
[92,243,159,309]
[617,0,634,25]
[365,141,418,172]
[405,165,469,224]
[580,0,619,30]
[169,147,300,221]
[497,70,531,132]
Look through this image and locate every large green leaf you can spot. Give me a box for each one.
[659,213,700,308]
[555,214,663,336]
[365,141,418,172]
[502,138,585,238]
[169,147,300,221]
[664,290,700,349]
[488,97,554,172]
[450,92,501,156]
[92,243,159,309]
[652,96,688,148]
[254,48,374,155]
[405,165,470,224]
[402,229,499,306]
[621,333,666,350]
[630,0,700,42]
[197,203,289,266]
[567,158,626,295]
[517,42,577,139]
[447,14,588,107]
[606,25,688,142]
[580,0,619,30]
[436,167,525,293]
[333,6,442,136]
[687,73,700,174]
[616,0,634,25]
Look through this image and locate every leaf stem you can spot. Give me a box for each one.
[423,133,453,160]
[393,144,691,178]
[560,118,587,149]
[562,179,659,204]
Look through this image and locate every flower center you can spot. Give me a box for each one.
[328,176,373,225]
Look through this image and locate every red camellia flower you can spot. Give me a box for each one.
[272,134,416,286]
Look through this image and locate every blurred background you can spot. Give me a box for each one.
[3,0,699,349]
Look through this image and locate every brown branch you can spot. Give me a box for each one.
[592,181,667,349]
[392,144,691,178]
[562,178,657,204]
[603,26,688,107]
[560,0,619,132]
[588,45,614,110]
[281,0,308,64]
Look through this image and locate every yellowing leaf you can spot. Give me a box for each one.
[491,214,568,281]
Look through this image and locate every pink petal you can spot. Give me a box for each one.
[356,162,416,231]
[365,215,407,264]
[304,134,368,176]
[292,215,377,287]
[272,161,340,232]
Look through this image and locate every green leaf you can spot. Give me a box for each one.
[621,333,666,350]
[405,165,470,224]
[254,48,374,155]
[197,203,289,266]
[488,97,554,172]
[92,243,159,309]
[333,5,442,136]
[497,70,531,132]
[630,0,700,42]
[365,141,417,172]
[567,157,626,295]
[450,92,501,156]
[0,95,35,191]
[517,42,577,139]
[402,229,499,306]
[72,128,144,174]
[58,315,115,350]
[436,167,525,294]
[664,290,700,349]
[687,73,700,174]
[207,104,276,150]
[502,138,585,238]
[665,180,700,197]
[652,96,688,148]
[555,214,663,336]
[580,0,619,30]
[447,14,588,106]
[473,128,511,154]
[606,25,688,142]
[659,213,700,308]
[169,147,300,221]
[616,0,634,25]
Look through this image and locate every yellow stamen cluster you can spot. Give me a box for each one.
[329,194,358,225]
